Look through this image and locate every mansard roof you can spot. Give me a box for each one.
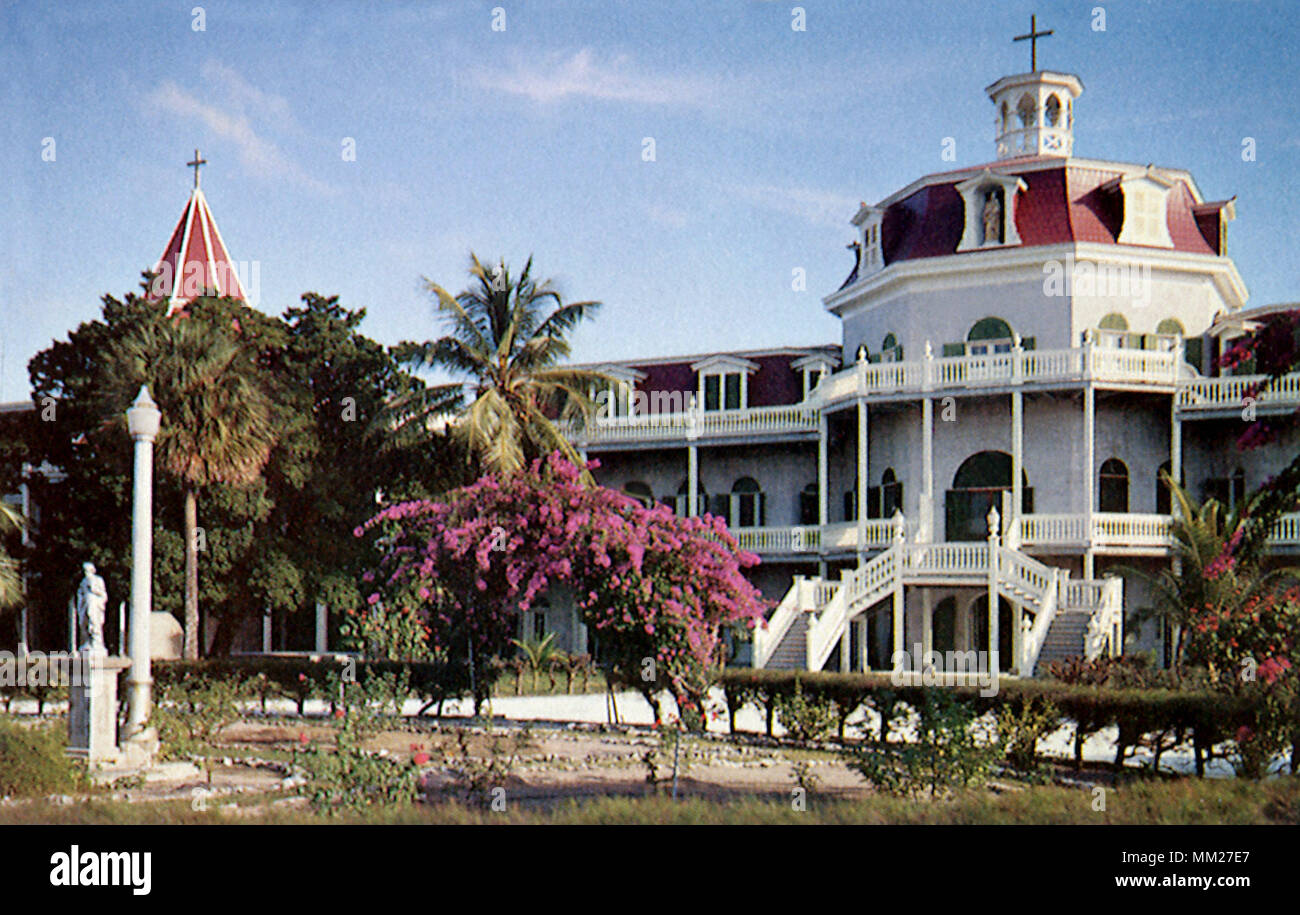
[838,157,1229,290]
[574,345,839,408]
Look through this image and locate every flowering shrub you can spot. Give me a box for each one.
[354,454,769,727]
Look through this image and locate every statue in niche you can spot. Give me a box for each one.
[981,188,1003,245]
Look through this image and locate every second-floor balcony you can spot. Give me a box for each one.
[729,511,1300,558]
[812,342,1185,406]
[1176,372,1300,416]
[572,402,820,446]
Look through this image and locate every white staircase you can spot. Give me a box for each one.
[754,537,1123,676]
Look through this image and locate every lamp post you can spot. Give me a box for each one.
[124,385,160,736]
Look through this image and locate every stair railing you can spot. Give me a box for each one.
[1020,566,1061,676]
[804,545,899,671]
[754,575,809,669]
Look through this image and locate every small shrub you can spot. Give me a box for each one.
[0,718,84,798]
[996,696,1060,776]
[153,672,249,759]
[296,694,420,814]
[844,690,998,799]
[774,677,838,743]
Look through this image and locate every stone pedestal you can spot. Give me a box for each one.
[67,654,131,765]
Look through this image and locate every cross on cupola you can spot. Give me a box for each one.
[1013,15,1053,72]
[186,148,207,188]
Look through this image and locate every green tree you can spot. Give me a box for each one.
[0,501,22,611]
[1128,473,1288,674]
[102,299,287,658]
[397,254,606,477]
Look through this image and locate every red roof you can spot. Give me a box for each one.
[877,162,1220,269]
[146,186,246,308]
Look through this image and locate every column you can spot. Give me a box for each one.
[817,412,829,527]
[921,589,933,671]
[839,627,851,673]
[986,506,1000,678]
[1170,398,1182,487]
[856,399,868,560]
[1083,385,1095,579]
[891,584,905,671]
[314,601,328,654]
[687,445,698,518]
[922,397,934,542]
[125,386,161,737]
[1011,389,1023,531]
[262,612,272,653]
[857,615,869,672]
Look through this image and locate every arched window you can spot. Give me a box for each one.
[1016,93,1036,128]
[932,597,957,654]
[966,317,1014,355]
[731,477,764,527]
[971,595,1014,663]
[1099,459,1129,513]
[1156,318,1185,336]
[1098,312,1129,331]
[622,481,654,508]
[881,467,903,518]
[799,482,818,526]
[1044,94,1061,127]
[1156,461,1172,514]
[946,451,1032,541]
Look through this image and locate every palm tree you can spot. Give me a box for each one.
[1127,472,1289,674]
[0,501,23,611]
[105,306,282,658]
[396,254,607,477]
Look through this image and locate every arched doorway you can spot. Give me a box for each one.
[970,595,1014,666]
[945,451,1032,541]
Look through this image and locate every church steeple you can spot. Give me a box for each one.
[147,151,246,310]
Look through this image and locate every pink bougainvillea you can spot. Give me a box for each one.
[353,453,769,725]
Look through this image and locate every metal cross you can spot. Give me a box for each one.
[186,148,207,188]
[1013,14,1053,72]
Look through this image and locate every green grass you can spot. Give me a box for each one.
[3,776,1296,825]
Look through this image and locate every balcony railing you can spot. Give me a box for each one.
[1176,372,1300,414]
[572,403,819,444]
[812,343,1183,405]
[726,512,1300,556]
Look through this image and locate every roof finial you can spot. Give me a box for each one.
[187,148,207,189]
[1013,14,1053,72]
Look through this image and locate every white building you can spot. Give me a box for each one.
[563,64,1300,677]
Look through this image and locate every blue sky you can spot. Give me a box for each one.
[3,0,1299,401]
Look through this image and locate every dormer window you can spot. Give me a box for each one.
[691,354,758,412]
[851,204,885,278]
[955,170,1027,251]
[791,352,840,400]
[591,364,647,419]
[1111,169,1175,249]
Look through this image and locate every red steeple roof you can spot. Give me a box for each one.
[148,151,245,310]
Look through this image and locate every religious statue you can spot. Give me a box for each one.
[76,562,108,654]
[981,189,1002,245]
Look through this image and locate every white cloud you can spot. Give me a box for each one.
[471,48,713,106]
[144,64,333,194]
[732,183,859,229]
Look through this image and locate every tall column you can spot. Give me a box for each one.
[857,615,869,672]
[922,397,934,542]
[1083,384,1096,579]
[921,589,933,669]
[1170,399,1182,487]
[125,386,161,737]
[314,601,328,654]
[687,445,699,517]
[817,412,829,527]
[856,400,868,561]
[986,505,1000,678]
[1011,389,1024,531]
[891,584,905,672]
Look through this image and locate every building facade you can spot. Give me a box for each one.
[562,66,1300,677]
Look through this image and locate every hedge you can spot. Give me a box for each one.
[716,668,1300,774]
